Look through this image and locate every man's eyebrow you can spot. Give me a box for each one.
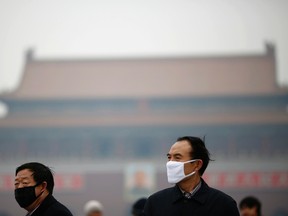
[167,153,182,157]
[15,176,30,181]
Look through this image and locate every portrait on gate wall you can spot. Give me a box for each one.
[124,163,156,201]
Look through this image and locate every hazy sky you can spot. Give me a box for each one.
[0,0,288,93]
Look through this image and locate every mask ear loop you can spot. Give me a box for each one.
[184,159,199,164]
[186,170,196,177]
[34,182,45,198]
[184,159,199,177]
[35,190,44,199]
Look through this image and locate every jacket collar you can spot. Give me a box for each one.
[192,178,210,204]
[31,195,56,216]
[171,185,184,203]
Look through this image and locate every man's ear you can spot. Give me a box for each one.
[196,160,203,171]
[39,181,47,192]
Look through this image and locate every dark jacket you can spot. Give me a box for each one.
[144,179,239,216]
[31,195,73,216]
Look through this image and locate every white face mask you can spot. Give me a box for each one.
[166,159,198,184]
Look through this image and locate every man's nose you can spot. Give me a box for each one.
[17,183,25,188]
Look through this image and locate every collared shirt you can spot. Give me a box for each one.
[179,180,202,199]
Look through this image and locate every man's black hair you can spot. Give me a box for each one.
[239,196,262,216]
[176,136,211,176]
[16,162,54,194]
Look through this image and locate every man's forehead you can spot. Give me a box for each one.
[15,169,34,179]
[170,140,192,152]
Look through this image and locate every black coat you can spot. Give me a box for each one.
[31,195,73,216]
[144,179,240,216]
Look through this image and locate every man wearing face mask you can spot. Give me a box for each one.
[144,136,240,216]
[14,162,73,216]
